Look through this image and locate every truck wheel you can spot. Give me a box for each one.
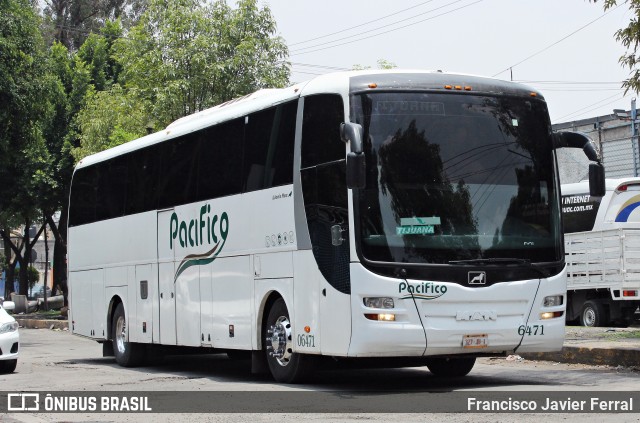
[264,298,314,383]
[426,357,476,377]
[580,301,608,327]
[112,303,145,367]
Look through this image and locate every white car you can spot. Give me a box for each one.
[0,303,18,373]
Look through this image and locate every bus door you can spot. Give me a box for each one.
[157,209,177,344]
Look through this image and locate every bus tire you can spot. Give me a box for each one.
[112,303,145,367]
[264,298,314,383]
[580,300,607,327]
[426,357,476,377]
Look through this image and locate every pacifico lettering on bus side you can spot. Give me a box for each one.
[169,206,229,282]
[169,205,229,250]
[398,281,447,300]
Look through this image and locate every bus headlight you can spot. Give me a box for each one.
[543,295,563,307]
[363,297,394,309]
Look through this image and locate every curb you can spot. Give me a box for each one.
[521,345,640,368]
[15,318,69,331]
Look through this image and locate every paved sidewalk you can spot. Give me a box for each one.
[521,326,640,368]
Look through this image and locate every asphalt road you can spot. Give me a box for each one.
[2,329,639,422]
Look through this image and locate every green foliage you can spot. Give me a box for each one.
[0,0,52,224]
[352,59,398,71]
[595,1,640,93]
[112,0,290,128]
[72,84,149,160]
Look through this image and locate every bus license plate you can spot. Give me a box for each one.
[463,334,488,349]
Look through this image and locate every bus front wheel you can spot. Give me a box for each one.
[112,303,145,367]
[264,298,314,383]
[426,357,476,377]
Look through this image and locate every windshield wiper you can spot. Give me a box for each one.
[448,258,531,265]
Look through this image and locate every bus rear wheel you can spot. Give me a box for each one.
[264,298,314,383]
[112,303,145,367]
[426,357,476,377]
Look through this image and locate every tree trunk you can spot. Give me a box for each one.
[51,209,68,306]
[3,237,13,298]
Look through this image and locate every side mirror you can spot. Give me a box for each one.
[347,152,366,189]
[589,163,606,197]
[554,131,605,196]
[553,131,601,162]
[341,122,366,189]
[340,122,364,154]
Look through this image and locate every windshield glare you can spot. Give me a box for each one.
[351,92,561,265]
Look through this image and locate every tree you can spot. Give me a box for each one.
[594,1,640,93]
[41,0,144,50]
[109,0,290,129]
[0,0,57,296]
[352,59,398,71]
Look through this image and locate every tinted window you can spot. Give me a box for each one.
[244,108,276,192]
[69,166,98,226]
[269,101,297,187]
[301,95,345,168]
[243,101,297,191]
[158,134,200,209]
[197,118,244,200]
[126,147,158,215]
[95,156,127,221]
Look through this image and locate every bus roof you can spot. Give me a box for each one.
[75,69,544,170]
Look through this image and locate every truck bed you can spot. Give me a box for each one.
[566,228,640,291]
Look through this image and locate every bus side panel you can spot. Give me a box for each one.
[176,265,201,346]
[133,263,154,344]
[291,251,320,354]
[69,269,103,338]
[211,256,252,349]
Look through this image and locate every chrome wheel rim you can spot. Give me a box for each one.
[115,314,126,354]
[266,315,292,366]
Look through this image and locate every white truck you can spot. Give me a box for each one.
[562,178,640,326]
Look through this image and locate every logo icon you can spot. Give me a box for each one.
[468,271,486,285]
[8,393,40,411]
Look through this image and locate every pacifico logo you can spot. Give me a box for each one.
[398,281,447,300]
[170,205,229,281]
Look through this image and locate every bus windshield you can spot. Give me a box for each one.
[351,92,561,265]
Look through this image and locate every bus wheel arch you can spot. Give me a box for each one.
[263,296,315,383]
[106,295,123,341]
[111,302,145,367]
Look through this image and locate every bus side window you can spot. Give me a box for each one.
[268,100,297,188]
[244,107,276,192]
[243,100,297,192]
[126,147,158,215]
[301,95,345,168]
[69,166,98,226]
[157,133,200,209]
[197,118,244,200]
[96,156,127,222]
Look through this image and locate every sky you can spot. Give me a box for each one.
[265,0,635,124]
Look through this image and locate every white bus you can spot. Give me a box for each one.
[68,70,604,382]
[562,177,640,326]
